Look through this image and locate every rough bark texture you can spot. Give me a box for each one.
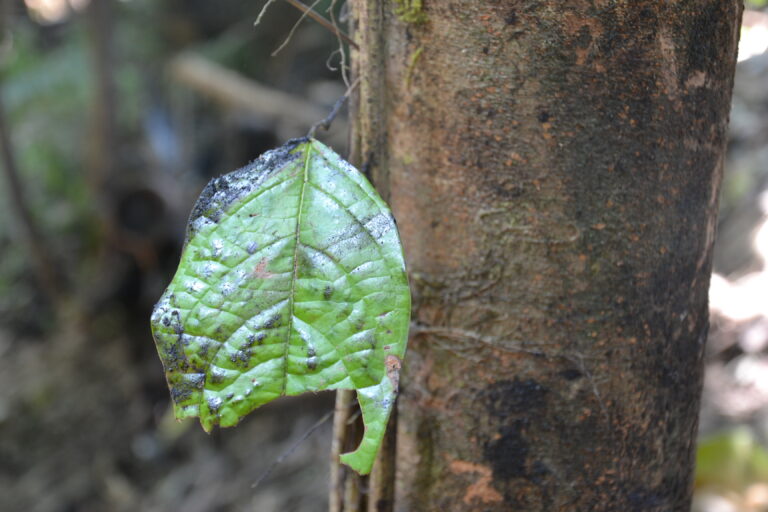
[351,1,743,510]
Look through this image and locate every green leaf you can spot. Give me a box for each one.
[150,138,410,475]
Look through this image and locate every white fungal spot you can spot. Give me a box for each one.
[200,262,214,278]
[365,213,392,241]
[186,280,206,294]
[192,216,214,233]
[211,239,224,259]
[207,396,222,410]
[220,282,235,296]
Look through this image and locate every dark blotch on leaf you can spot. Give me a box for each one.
[229,350,251,368]
[171,386,193,404]
[198,340,211,359]
[324,285,333,300]
[207,396,222,413]
[186,138,306,240]
[162,335,188,372]
[190,374,205,388]
[171,310,183,335]
[208,208,223,223]
[210,369,225,384]
[264,313,281,329]
[169,375,202,404]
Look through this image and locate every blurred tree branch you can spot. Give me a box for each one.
[0,91,63,305]
[256,0,358,50]
[0,0,63,305]
[84,0,118,229]
[168,52,348,136]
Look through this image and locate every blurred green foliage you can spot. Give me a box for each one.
[0,22,91,328]
[696,428,768,492]
[0,3,153,328]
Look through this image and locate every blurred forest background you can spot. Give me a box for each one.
[0,1,767,511]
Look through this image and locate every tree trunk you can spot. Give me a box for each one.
[350,1,743,510]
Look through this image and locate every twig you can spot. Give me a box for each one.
[343,470,364,511]
[308,76,360,138]
[328,0,350,87]
[254,0,279,27]
[283,0,358,50]
[367,406,397,512]
[329,389,354,512]
[326,47,343,73]
[252,409,334,490]
[272,0,325,57]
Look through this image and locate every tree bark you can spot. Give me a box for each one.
[351,1,742,510]
[327,3,396,511]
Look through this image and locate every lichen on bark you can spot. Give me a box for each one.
[394,0,426,24]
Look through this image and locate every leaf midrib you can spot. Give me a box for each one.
[281,143,312,394]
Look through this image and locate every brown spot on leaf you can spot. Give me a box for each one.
[385,354,401,393]
[253,258,274,279]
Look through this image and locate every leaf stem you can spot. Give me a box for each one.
[308,77,361,138]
